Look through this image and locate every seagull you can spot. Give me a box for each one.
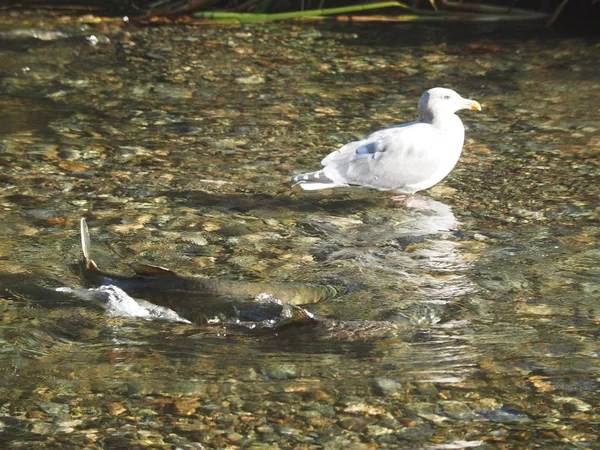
[290,87,481,195]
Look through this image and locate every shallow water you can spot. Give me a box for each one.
[0,12,599,449]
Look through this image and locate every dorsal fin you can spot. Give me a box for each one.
[132,264,179,278]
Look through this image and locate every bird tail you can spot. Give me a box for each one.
[290,170,347,191]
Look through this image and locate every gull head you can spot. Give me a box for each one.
[418,87,481,121]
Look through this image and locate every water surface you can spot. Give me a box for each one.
[0,12,599,449]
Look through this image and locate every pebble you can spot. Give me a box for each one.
[372,377,401,396]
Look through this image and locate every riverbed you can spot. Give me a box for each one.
[0,11,598,449]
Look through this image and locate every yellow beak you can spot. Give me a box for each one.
[464,99,482,111]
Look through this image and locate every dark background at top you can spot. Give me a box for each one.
[0,0,598,35]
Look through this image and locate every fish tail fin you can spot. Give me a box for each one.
[80,218,99,271]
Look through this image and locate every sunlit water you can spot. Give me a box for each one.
[0,12,598,448]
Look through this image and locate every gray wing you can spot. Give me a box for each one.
[321,123,443,191]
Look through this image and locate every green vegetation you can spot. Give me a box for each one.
[195,2,411,23]
[192,0,550,24]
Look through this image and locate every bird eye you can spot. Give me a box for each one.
[443,95,451,100]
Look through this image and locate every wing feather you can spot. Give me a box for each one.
[322,123,443,191]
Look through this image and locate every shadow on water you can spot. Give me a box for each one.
[0,96,74,136]
[160,188,388,215]
[161,187,459,234]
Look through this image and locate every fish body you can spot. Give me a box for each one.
[229,302,410,341]
[78,219,336,324]
[77,219,411,340]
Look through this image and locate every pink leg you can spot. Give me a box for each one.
[389,194,430,208]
